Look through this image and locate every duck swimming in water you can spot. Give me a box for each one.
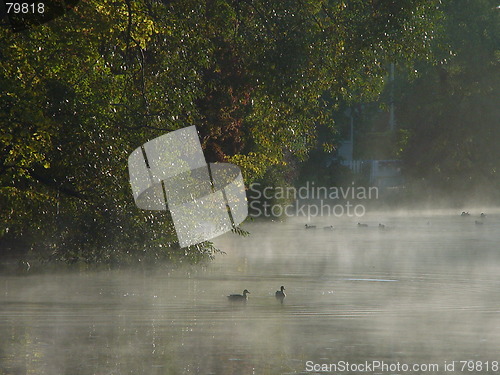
[275,286,286,304]
[305,224,316,229]
[461,211,470,217]
[357,222,368,227]
[227,289,250,302]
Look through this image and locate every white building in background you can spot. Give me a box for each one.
[368,160,404,189]
[338,158,404,189]
[335,85,403,190]
[336,134,404,190]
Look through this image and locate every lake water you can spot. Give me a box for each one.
[1,210,500,374]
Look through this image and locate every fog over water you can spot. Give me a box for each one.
[1,210,500,374]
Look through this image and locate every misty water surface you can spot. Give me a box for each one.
[1,210,500,374]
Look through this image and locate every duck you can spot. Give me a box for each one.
[357,222,368,227]
[323,225,334,230]
[378,223,386,229]
[227,289,250,302]
[480,213,486,218]
[461,211,470,217]
[305,224,316,229]
[275,286,286,304]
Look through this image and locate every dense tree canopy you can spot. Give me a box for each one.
[397,0,499,203]
[1,0,442,263]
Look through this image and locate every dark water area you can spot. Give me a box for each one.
[1,210,500,374]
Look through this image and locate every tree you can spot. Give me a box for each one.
[1,0,443,262]
[397,0,500,203]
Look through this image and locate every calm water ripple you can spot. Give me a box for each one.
[1,211,500,374]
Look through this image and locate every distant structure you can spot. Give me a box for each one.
[368,160,404,189]
[334,67,404,191]
[334,158,404,190]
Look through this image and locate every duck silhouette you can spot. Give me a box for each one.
[227,289,250,302]
[357,223,368,227]
[305,224,316,229]
[275,286,286,304]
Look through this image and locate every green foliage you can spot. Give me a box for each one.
[1,0,443,262]
[397,0,500,202]
[231,226,250,238]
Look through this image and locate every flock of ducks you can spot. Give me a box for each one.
[227,286,286,304]
[304,212,488,230]
[305,224,335,230]
[228,212,489,305]
[305,222,386,229]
